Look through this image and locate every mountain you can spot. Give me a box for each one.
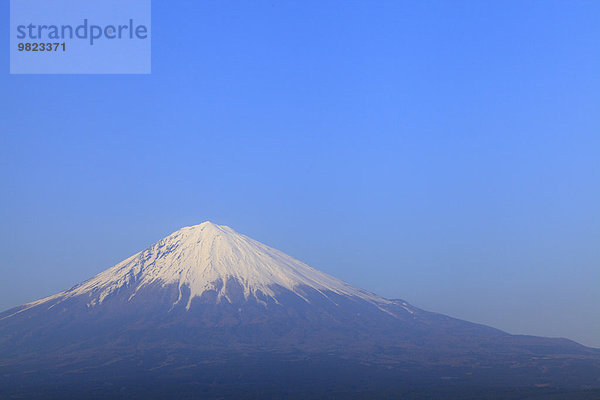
[1,222,599,399]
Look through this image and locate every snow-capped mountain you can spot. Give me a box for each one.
[11,222,389,314]
[1,222,599,398]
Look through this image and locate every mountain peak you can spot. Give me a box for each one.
[181,220,224,231]
[169,221,236,247]
[23,223,388,311]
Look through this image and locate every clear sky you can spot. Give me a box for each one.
[1,1,599,347]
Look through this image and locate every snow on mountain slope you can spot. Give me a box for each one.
[14,222,390,313]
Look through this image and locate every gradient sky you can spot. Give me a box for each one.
[1,1,599,347]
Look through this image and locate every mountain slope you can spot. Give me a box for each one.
[1,222,599,398]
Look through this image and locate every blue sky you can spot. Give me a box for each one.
[1,1,599,347]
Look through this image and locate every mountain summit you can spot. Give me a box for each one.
[9,222,388,316]
[1,223,599,398]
